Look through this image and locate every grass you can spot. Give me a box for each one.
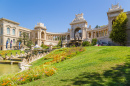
[20,46,130,86]
[0,50,25,58]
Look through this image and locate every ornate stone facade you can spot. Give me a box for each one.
[0,3,130,50]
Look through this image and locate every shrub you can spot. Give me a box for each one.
[41,44,49,49]
[52,46,61,49]
[82,41,90,46]
[92,38,97,46]
[57,40,61,47]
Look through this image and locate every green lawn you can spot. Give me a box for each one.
[22,46,130,86]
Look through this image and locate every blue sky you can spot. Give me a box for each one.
[0,0,130,32]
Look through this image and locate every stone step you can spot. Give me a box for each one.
[11,58,22,61]
[0,60,21,64]
[18,57,25,59]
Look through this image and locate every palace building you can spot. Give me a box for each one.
[0,3,130,50]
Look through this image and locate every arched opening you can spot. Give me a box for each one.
[35,33,37,38]
[35,41,37,45]
[41,41,44,45]
[74,28,82,40]
[112,19,116,25]
[89,32,91,38]
[67,35,70,40]
[41,32,44,39]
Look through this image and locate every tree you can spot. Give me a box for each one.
[22,32,29,45]
[92,38,97,46]
[95,25,100,28]
[17,38,22,44]
[27,40,33,48]
[110,12,128,45]
[17,32,33,48]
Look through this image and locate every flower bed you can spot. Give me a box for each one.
[44,47,85,65]
[0,47,85,86]
[0,65,57,86]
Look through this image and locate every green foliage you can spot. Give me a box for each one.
[92,38,97,46]
[27,40,33,48]
[71,45,76,47]
[17,38,23,43]
[82,41,90,46]
[110,12,128,45]
[100,25,106,27]
[17,32,32,47]
[52,46,61,49]
[57,40,61,47]
[22,32,29,45]
[41,44,49,49]
[95,25,100,28]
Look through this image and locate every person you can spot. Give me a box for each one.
[10,40,12,49]
[6,40,8,49]
[19,42,21,49]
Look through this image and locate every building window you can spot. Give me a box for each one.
[13,39,15,44]
[8,38,10,43]
[12,29,15,35]
[19,31,22,37]
[7,28,10,34]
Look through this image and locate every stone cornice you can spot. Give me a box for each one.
[0,18,19,25]
[70,20,87,25]
[46,32,70,35]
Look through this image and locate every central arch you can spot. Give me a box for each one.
[41,31,44,39]
[74,28,82,40]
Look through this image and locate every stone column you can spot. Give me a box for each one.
[39,30,41,46]
[37,31,39,45]
[99,31,101,37]
[107,29,108,35]
[95,31,97,38]
[91,31,93,39]
[66,35,67,41]
[104,30,105,36]
[44,31,46,40]
[82,27,86,40]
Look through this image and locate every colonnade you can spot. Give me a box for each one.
[46,35,67,41]
[87,29,108,39]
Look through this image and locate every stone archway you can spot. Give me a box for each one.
[112,19,116,25]
[41,31,44,39]
[67,35,70,40]
[74,28,82,40]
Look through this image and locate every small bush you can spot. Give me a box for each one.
[82,41,90,46]
[41,44,49,49]
[92,38,97,46]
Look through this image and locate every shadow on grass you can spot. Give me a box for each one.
[61,56,130,86]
